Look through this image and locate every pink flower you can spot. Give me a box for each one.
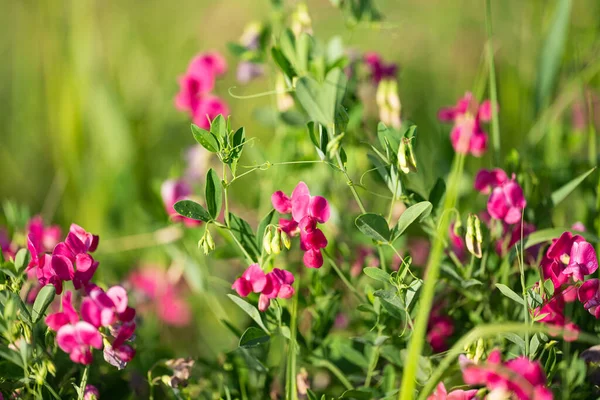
[56,321,103,365]
[427,306,454,352]
[462,349,553,400]
[438,92,493,157]
[487,179,527,225]
[27,216,62,253]
[258,268,295,311]
[363,52,397,84]
[474,169,508,195]
[272,182,330,268]
[578,279,600,318]
[83,385,99,400]
[161,179,201,227]
[82,285,135,328]
[128,266,191,327]
[427,382,477,400]
[448,223,466,263]
[232,264,267,297]
[45,291,79,331]
[532,292,579,341]
[191,95,230,130]
[546,232,597,282]
[0,228,15,259]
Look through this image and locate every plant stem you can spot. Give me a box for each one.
[363,341,381,388]
[223,164,230,226]
[77,366,89,400]
[485,0,501,165]
[286,281,299,400]
[517,212,530,357]
[324,250,363,300]
[310,358,354,391]
[387,174,400,224]
[398,153,465,400]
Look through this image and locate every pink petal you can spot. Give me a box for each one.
[51,255,75,281]
[271,191,292,214]
[81,298,102,328]
[547,232,575,261]
[437,107,456,122]
[232,278,251,297]
[477,100,493,122]
[469,130,488,157]
[278,284,294,299]
[118,307,136,323]
[52,242,74,261]
[45,313,70,331]
[578,279,600,304]
[302,229,328,250]
[76,321,103,349]
[157,295,191,327]
[309,196,330,223]
[570,241,598,277]
[258,294,270,312]
[243,264,267,293]
[503,180,526,209]
[504,206,523,225]
[487,188,509,221]
[192,95,230,128]
[303,248,323,268]
[106,286,129,314]
[62,291,79,323]
[56,324,78,352]
[261,273,281,298]
[292,194,310,223]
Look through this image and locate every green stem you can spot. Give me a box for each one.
[378,246,387,273]
[363,338,381,388]
[485,0,501,165]
[286,282,299,400]
[77,365,89,400]
[310,358,354,391]
[398,153,465,400]
[387,174,400,224]
[517,212,530,357]
[324,250,363,300]
[223,164,230,226]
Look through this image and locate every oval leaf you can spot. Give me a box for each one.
[14,248,30,274]
[495,283,525,306]
[191,124,219,152]
[227,294,269,333]
[393,201,432,241]
[239,327,270,348]
[551,167,596,206]
[173,200,212,222]
[355,213,390,243]
[205,169,223,219]
[32,284,56,323]
[363,267,391,283]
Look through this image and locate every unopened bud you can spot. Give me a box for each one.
[291,3,312,37]
[281,230,291,250]
[466,214,483,258]
[398,138,417,174]
[270,232,282,255]
[377,79,401,129]
[205,230,215,252]
[263,229,273,255]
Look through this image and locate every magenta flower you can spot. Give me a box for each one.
[438,92,493,157]
[363,52,398,84]
[82,285,135,328]
[448,223,466,263]
[128,266,192,327]
[83,385,100,400]
[45,291,79,331]
[546,232,597,282]
[175,52,229,129]
[27,216,62,254]
[474,169,526,225]
[578,279,600,318]
[0,227,15,259]
[258,268,295,311]
[272,182,330,268]
[462,349,553,400]
[56,321,103,365]
[161,179,202,227]
[532,292,579,341]
[427,305,454,352]
[232,264,267,297]
[427,382,477,400]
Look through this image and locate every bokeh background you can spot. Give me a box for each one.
[2,0,600,379]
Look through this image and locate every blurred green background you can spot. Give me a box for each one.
[1,0,599,362]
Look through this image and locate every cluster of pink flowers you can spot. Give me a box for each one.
[128,266,191,327]
[363,52,398,84]
[27,223,99,294]
[232,264,295,311]
[460,349,553,399]
[45,285,136,367]
[175,52,229,129]
[272,182,331,268]
[532,231,598,338]
[161,179,201,227]
[475,168,526,225]
[438,92,493,157]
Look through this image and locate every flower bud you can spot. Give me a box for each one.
[263,229,273,255]
[270,232,282,255]
[291,3,312,37]
[398,138,417,174]
[280,230,291,250]
[465,214,483,258]
[376,78,402,129]
[205,230,215,252]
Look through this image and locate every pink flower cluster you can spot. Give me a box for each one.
[27,223,99,294]
[175,52,230,129]
[161,179,201,227]
[461,349,553,399]
[363,52,398,84]
[272,182,331,269]
[45,285,136,366]
[128,266,191,327]
[232,264,295,312]
[427,304,455,353]
[475,168,526,225]
[438,92,493,157]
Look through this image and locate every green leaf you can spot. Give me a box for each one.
[229,213,260,262]
[428,178,446,213]
[205,169,223,220]
[393,202,432,240]
[191,124,219,152]
[8,292,31,325]
[373,289,406,320]
[227,294,269,333]
[14,248,29,274]
[32,285,56,323]
[235,347,269,372]
[551,167,596,206]
[271,47,296,79]
[210,114,228,139]
[495,283,525,306]
[295,68,347,127]
[363,267,390,283]
[239,327,270,348]
[535,0,572,112]
[339,389,372,399]
[524,227,599,249]
[173,200,212,222]
[355,213,390,243]
[256,209,276,250]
